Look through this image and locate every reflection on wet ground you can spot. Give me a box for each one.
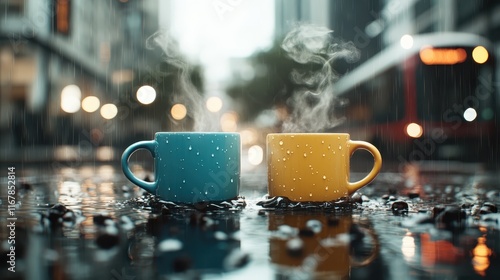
[1,162,500,279]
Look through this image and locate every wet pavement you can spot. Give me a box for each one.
[1,161,500,280]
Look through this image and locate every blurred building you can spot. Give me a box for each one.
[275,0,500,72]
[0,0,160,158]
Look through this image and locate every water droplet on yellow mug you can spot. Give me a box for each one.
[279,140,283,146]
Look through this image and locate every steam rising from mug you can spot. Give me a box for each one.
[145,31,218,131]
[281,24,360,132]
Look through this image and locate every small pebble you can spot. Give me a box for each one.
[435,206,466,230]
[480,202,498,214]
[96,233,120,249]
[432,205,446,220]
[351,193,363,204]
[408,192,420,199]
[391,201,409,215]
[93,214,113,226]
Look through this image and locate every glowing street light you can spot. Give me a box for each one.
[136,85,156,105]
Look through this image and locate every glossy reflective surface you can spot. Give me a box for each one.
[1,163,499,279]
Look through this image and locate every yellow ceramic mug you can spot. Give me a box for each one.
[267,133,382,202]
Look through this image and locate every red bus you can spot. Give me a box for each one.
[332,32,498,165]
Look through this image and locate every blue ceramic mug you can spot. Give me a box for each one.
[121,132,240,204]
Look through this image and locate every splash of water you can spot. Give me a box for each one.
[280,24,360,132]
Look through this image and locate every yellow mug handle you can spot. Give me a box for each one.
[347,140,382,194]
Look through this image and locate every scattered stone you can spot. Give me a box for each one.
[479,202,498,214]
[435,206,466,230]
[351,192,363,204]
[391,201,409,215]
[96,233,120,249]
[93,214,114,226]
[408,192,420,199]
[432,205,446,220]
[42,203,76,227]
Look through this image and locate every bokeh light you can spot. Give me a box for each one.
[406,122,423,138]
[100,103,118,119]
[206,96,223,113]
[248,145,264,166]
[220,111,239,132]
[472,46,488,64]
[136,85,157,105]
[400,34,414,49]
[171,103,187,120]
[81,96,100,112]
[60,84,82,113]
[463,108,477,122]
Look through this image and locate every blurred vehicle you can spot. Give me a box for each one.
[332,32,499,165]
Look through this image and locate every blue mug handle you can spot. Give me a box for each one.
[121,140,157,194]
